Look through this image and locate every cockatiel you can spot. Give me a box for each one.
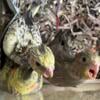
[0,43,55,95]
[48,29,100,86]
[48,49,100,86]
[2,15,55,95]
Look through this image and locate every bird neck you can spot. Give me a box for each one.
[21,67,33,80]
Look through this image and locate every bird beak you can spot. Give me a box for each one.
[86,64,100,79]
[43,68,55,78]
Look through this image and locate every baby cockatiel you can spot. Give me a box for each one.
[49,49,100,86]
[0,44,55,95]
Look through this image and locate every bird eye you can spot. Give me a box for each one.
[81,56,87,63]
[36,62,41,66]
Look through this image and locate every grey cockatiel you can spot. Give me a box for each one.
[48,32,100,86]
[48,48,100,86]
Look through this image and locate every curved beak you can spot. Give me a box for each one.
[86,64,100,79]
[43,67,55,78]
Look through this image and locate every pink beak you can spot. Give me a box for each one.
[43,68,54,78]
[88,64,100,79]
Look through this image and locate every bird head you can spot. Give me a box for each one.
[29,44,55,78]
[68,49,100,80]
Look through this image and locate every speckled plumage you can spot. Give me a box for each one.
[3,16,42,56]
[3,16,43,67]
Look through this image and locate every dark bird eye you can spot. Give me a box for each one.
[82,57,87,62]
[36,62,41,66]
